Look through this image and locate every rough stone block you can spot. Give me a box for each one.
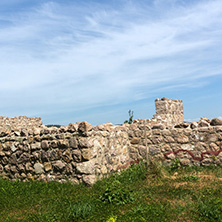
[53,160,66,172]
[78,121,93,133]
[34,162,44,174]
[44,162,52,172]
[130,137,140,144]
[82,175,97,186]
[76,160,95,174]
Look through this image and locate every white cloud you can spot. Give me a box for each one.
[0,0,222,124]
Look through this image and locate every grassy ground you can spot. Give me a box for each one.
[1,161,222,221]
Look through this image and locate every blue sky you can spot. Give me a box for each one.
[0,0,222,125]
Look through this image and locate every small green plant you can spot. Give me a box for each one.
[124,109,134,124]
[182,175,200,181]
[100,180,134,205]
[148,158,169,179]
[106,215,117,222]
[170,158,181,171]
[67,201,95,220]
[212,155,217,161]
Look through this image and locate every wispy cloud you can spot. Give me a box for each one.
[0,0,222,124]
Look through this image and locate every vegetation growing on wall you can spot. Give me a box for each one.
[124,109,134,124]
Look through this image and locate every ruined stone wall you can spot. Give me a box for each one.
[0,116,43,131]
[0,98,222,185]
[128,123,222,167]
[0,122,130,185]
[0,119,221,185]
[152,97,184,127]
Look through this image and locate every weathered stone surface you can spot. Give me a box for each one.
[20,129,28,137]
[128,146,140,160]
[58,140,69,148]
[181,144,194,151]
[31,143,41,150]
[34,163,44,174]
[37,174,47,182]
[67,123,78,132]
[1,156,8,165]
[50,140,58,148]
[152,124,165,130]
[175,123,190,128]
[44,162,52,172]
[180,159,191,165]
[33,128,41,135]
[78,121,93,133]
[137,146,147,158]
[93,124,105,131]
[65,163,73,175]
[53,160,66,171]
[34,136,41,142]
[8,153,17,165]
[209,143,219,151]
[100,165,107,174]
[204,134,217,142]
[4,165,10,172]
[62,149,72,163]
[163,136,175,143]
[78,137,88,148]
[0,164,3,171]
[152,129,161,135]
[41,140,49,149]
[198,120,209,127]
[17,153,30,164]
[11,143,17,152]
[76,160,95,174]
[176,135,189,143]
[41,151,50,162]
[56,134,64,139]
[81,149,91,160]
[82,175,97,186]
[215,126,222,132]
[0,151,5,157]
[130,137,140,144]
[201,158,213,166]
[0,143,3,151]
[166,153,175,159]
[18,164,25,173]
[72,150,82,162]
[152,136,163,144]
[149,145,161,156]
[10,165,17,173]
[161,144,171,152]
[210,118,222,126]
[69,137,78,148]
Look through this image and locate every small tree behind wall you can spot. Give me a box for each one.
[124,110,134,124]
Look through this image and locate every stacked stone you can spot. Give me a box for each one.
[153,97,184,128]
[0,98,222,185]
[127,119,222,167]
[0,121,130,185]
[0,116,42,131]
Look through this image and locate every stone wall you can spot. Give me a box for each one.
[152,97,184,127]
[0,116,42,131]
[0,122,130,185]
[128,123,222,167]
[0,98,222,185]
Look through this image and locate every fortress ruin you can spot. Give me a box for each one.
[0,98,221,185]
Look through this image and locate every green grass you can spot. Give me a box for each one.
[1,161,222,221]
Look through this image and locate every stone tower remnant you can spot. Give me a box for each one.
[152,97,184,127]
